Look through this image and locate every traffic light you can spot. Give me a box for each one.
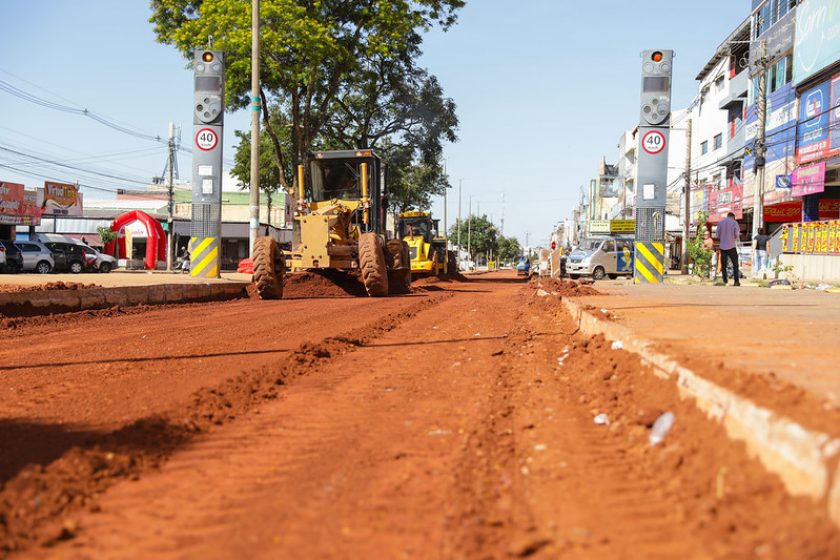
[640,49,674,127]
[194,50,224,126]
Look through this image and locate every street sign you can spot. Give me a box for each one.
[642,130,666,155]
[195,128,219,151]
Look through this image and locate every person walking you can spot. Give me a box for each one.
[717,212,741,286]
[753,227,770,278]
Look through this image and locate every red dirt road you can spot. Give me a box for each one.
[2,272,839,558]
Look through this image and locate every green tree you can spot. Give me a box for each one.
[687,211,712,278]
[150,0,463,196]
[230,107,290,207]
[450,214,498,259]
[97,226,118,246]
[496,235,522,262]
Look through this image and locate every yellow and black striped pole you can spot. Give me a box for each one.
[190,236,220,278]
[634,241,665,284]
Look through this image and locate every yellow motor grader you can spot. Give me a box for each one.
[251,149,411,299]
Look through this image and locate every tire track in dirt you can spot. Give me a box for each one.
[0,292,449,556]
[10,274,840,558]
[24,279,517,559]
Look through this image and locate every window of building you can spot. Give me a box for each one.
[714,134,723,151]
[701,141,709,155]
[754,0,799,40]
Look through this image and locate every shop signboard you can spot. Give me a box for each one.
[746,84,797,169]
[750,7,796,69]
[589,220,610,234]
[794,0,840,85]
[0,181,24,221]
[42,181,83,217]
[820,197,840,219]
[709,184,744,222]
[690,185,710,217]
[792,161,826,196]
[609,220,636,234]
[765,201,801,222]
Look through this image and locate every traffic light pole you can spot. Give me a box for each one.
[249,0,261,257]
[190,49,225,278]
[634,49,674,285]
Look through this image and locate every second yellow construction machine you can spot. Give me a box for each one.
[396,211,456,276]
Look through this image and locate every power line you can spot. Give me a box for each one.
[0,143,152,186]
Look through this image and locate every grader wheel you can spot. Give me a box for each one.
[359,233,389,297]
[252,236,284,299]
[386,239,412,294]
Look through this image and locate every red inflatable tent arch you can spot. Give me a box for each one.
[104,210,166,270]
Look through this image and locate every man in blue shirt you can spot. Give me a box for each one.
[716,212,741,286]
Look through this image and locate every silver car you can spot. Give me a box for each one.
[14,241,55,274]
[80,245,118,273]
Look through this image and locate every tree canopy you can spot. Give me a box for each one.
[150,0,462,208]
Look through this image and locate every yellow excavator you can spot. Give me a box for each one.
[251,149,411,299]
[397,211,456,276]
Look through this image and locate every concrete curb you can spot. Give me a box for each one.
[0,283,248,318]
[561,296,840,528]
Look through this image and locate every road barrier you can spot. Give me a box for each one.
[634,242,665,284]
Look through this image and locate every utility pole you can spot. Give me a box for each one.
[457,179,463,251]
[682,118,692,275]
[443,180,449,274]
[500,191,505,236]
[166,122,175,272]
[752,40,768,245]
[248,0,261,257]
[467,195,472,266]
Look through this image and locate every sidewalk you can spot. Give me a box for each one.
[577,282,840,413]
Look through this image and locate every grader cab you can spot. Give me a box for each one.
[251,150,411,299]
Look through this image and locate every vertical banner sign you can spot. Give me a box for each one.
[191,50,225,278]
[634,49,674,284]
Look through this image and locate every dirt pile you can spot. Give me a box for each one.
[246,270,368,299]
[0,282,99,294]
[535,277,600,297]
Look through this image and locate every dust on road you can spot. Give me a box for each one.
[2,272,838,558]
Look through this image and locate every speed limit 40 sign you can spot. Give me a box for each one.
[195,128,219,151]
[641,130,666,155]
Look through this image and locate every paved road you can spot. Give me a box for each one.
[2,272,838,558]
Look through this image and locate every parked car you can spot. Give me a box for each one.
[43,242,91,273]
[14,241,55,274]
[566,237,635,280]
[81,245,117,273]
[515,256,531,276]
[0,240,25,273]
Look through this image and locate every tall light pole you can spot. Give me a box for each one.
[248,0,261,256]
[457,179,463,252]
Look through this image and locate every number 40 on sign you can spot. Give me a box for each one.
[642,130,666,155]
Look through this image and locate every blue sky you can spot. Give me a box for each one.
[0,1,748,245]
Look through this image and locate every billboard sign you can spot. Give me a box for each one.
[794,0,840,84]
[709,184,744,222]
[792,161,826,196]
[0,181,24,217]
[746,83,797,168]
[797,80,833,163]
[751,7,796,69]
[42,181,83,216]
